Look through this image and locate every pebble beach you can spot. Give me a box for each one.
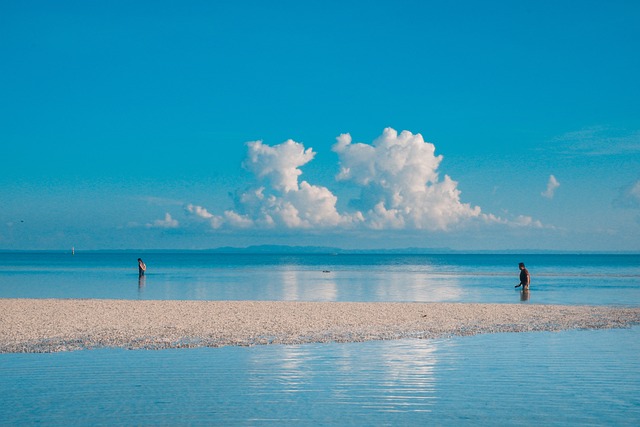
[2,299,639,353]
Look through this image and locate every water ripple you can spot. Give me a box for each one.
[1,327,639,426]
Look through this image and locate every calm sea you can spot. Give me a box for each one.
[0,252,638,305]
[1,252,639,426]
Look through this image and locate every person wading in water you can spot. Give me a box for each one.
[138,258,146,278]
[515,262,530,290]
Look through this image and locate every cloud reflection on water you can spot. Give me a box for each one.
[146,268,465,302]
[245,339,443,416]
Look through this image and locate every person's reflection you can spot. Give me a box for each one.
[138,275,146,294]
[520,289,530,302]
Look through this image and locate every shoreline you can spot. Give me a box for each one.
[1,299,639,353]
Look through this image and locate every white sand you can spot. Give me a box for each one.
[1,299,639,353]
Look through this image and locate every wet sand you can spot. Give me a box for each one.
[1,299,639,353]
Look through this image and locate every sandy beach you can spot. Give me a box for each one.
[1,299,639,353]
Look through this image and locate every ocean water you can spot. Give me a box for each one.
[1,252,639,426]
[1,329,639,426]
[0,252,638,305]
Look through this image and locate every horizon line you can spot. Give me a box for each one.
[1,246,638,255]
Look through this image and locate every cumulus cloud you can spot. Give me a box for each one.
[512,215,544,229]
[229,180,352,229]
[332,128,483,230]
[170,128,546,232]
[147,213,179,229]
[243,140,315,192]
[222,210,254,228]
[224,139,355,229]
[541,175,560,199]
[185,204,224,228]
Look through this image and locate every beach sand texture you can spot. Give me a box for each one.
[1,299,639,353]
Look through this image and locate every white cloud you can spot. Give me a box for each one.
[512,215,544,229]
[216,137,354,229]
[216,138,356,229]
[541,175,560,199]
[147,213,179,229]
[230,179,354,229]
[185,204,224,228]
[173,128,547,233]
[223,210,254,228]
[333,128,482,230]
[186,204,214,219]
[243,139,315,192]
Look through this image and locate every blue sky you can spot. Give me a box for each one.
[1,0,639,251]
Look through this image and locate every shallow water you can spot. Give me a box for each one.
[1,252,639,425]
[1,327,638,426]
[0,252,638,305]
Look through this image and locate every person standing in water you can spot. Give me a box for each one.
[138,258,146,277]
[515,262,530,290]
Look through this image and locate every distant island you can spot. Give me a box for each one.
[78,245,639,255]
[2,246,638,255]
[207,245,456,254]
[201,246,639,255]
